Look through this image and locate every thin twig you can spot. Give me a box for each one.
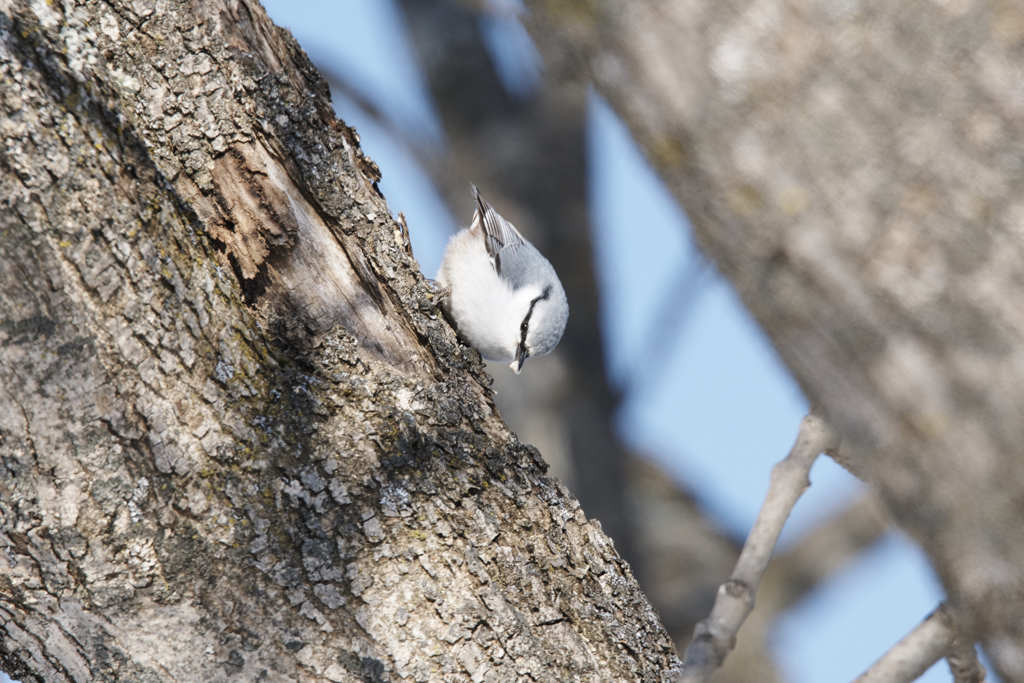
[677,412,839,682]
[854,603,984,683]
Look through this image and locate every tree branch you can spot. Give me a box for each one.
[854,603,985,683]
[678,412,839,681]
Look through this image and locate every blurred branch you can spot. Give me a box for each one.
[679,412,840,682]
[947,636,987,683]
[854,604,985,683]
[947,639,987,683]
[625,256,711,396]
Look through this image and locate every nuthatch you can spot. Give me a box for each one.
[438,187,568,373]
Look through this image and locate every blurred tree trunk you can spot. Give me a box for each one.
[0,1,680,680]
[524,0,1024,677]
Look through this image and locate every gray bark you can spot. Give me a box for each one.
[0,1,680,680]
[523,0,1024,677]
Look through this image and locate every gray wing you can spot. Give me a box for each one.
[473,187,528,283]
[492,240,543,290]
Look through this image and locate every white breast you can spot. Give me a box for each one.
[437,228,521,362]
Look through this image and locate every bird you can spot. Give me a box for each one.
[437,187,568,373]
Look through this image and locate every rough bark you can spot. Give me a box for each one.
[0,1,680,680]
[523,0,1024,677]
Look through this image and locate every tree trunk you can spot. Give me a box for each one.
[0,1,679,680]
[523,0,1024,677]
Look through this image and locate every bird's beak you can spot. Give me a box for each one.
[510,344,529,374]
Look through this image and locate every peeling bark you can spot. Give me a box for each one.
[0,1,679,680]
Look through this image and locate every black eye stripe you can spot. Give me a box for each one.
[527,287,551,311]
[520,294,544,344]
[519,310,533,345]
[518,289,550,346]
